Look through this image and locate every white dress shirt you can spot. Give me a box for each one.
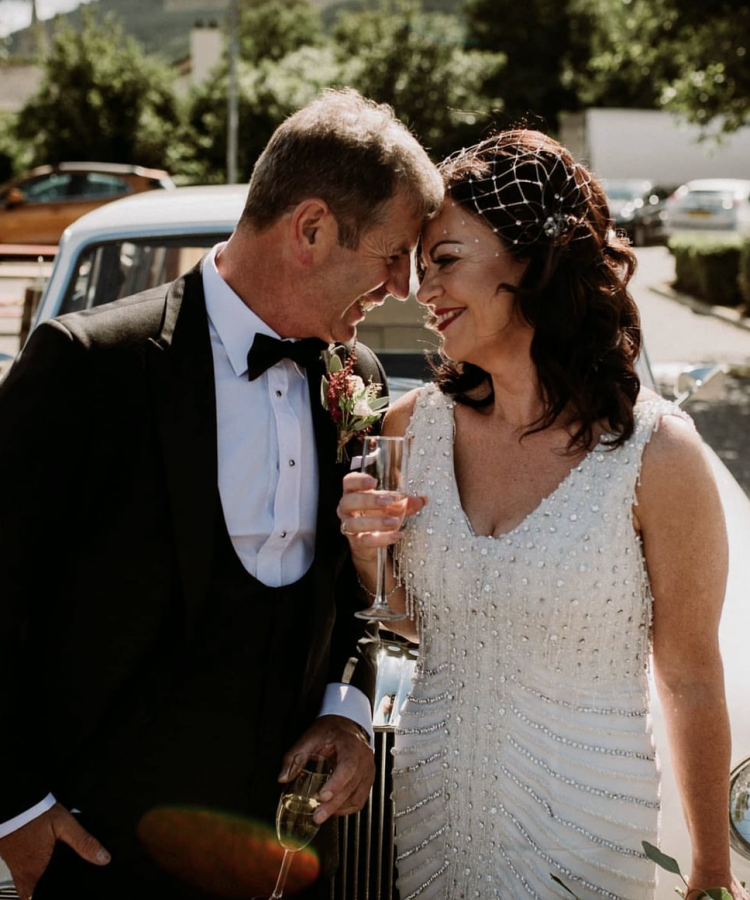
[0,244,371,839]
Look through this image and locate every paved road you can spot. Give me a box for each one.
[632,246,750,369]
[629,247,750,497]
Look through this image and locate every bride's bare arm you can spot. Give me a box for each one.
[638,414,748,900]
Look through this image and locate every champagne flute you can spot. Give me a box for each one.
[354,435,409,621]
[257,754,333,900]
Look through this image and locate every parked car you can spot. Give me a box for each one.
[664,178,750,236]
[2,185,748,900]
[0,162,175,247]
[602,178,674,246]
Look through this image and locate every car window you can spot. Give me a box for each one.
[20,173,73,203]
[59,237,227,314]
[73,173,131,200]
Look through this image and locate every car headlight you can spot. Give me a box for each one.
[730,757,750,859]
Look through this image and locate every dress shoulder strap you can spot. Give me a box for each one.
[404,382,455,443]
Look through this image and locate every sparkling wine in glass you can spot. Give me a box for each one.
[260,755,332,900]
[354,435,409,621]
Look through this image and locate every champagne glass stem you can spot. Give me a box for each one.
[270,849,295,900]
[353,435,407,621]
[375,546,387,601]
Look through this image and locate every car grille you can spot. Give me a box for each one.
[330,727,398,900]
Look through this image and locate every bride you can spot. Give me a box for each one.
[337,130,748,900]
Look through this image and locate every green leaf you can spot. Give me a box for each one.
[550,874,584,899]
[320,376,329,407]
[370,396,390,411]
[703,889,733,900]
[642,841,683,876]
[328,355,343,373]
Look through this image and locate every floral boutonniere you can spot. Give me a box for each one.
[321,344,389,464]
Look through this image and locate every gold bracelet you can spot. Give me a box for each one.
[356,572,402,601]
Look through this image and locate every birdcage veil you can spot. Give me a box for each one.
[439,130,597,250]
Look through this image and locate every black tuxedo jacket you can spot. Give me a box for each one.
[0,262,381,826]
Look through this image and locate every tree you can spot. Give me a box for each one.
[658,0,750,132]
[239,0,324,64]
[184,45,342,183]
[565,0,750,133]
[463,0,581,132]
[333,0,506,157]
[14,7,181,168]
[562,0,677,110]
[184,0,506,178]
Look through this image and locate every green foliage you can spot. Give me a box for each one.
[182,0,506,179]
[737,238,750,306]
[668,233,744,307]
[641,840,682,875]
[659,1,750,133]
[13,8,181,169]
[563,0,677,110]
[642,841,734,900]
[183,45,342,182]
[551,844,735,900]
[333,0,506,157]
[563,0,750,132]
[550,873,582,898]
[240,0,324,65]
[463,0,581,131]
[0,113,33,183]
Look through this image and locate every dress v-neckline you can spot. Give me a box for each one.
[447,404,608,542]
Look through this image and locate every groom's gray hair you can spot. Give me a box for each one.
[240,88,443,248]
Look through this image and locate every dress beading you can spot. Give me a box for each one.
[392,384,692,900]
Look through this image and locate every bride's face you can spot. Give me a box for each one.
[417,201,531,366]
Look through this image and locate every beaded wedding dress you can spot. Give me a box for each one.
[392,384,690,900]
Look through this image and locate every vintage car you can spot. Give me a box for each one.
[1,185,748,899]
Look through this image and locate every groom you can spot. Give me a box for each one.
[0,88,443,900]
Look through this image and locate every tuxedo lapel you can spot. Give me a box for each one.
[146,264,217,639]
[308,352,342,542]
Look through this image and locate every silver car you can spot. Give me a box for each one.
[665,178,750,235]
[3,186,748,900]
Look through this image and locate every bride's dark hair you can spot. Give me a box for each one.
[430,129,641,452]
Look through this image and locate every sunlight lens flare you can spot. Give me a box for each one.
[137,806,321,898]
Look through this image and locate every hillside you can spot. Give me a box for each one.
[7,0,460,63]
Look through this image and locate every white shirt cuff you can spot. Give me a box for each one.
[318,683,373,746]
[0,793,56,838]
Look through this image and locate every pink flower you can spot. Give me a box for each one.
[320,345,389,463]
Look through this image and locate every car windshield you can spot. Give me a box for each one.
[604,183,648,200]
[59,235,227,315]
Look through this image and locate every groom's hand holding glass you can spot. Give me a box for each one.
[277,714,374,825]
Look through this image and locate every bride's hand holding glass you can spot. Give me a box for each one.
[338,435,427,623]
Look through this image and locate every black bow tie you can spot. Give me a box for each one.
[246,333,327,382]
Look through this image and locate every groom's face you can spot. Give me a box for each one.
[314,190,423,345]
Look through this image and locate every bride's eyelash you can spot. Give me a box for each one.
[433,255,456,267]
[416,252,458,280]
